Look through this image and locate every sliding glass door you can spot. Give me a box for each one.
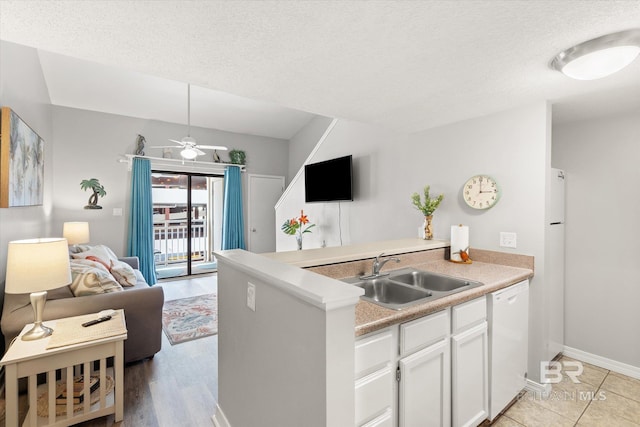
[152,171,223,279]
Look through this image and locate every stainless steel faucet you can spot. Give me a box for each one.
[369,253,400,277]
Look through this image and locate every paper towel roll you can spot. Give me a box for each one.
[450,225,469,262]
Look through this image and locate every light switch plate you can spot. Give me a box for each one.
[500,232,517,248]
[247,282,256,311]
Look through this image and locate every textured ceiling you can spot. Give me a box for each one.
[1,0,639,135]
[36,50,316,140]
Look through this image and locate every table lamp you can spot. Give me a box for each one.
[5,238,72,340]
[63,221,90,250]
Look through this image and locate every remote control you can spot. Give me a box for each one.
[82,315,112,327]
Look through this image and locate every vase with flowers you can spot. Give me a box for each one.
[411,185,444,240]
[281,210,316,250]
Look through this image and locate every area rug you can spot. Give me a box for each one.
[162,293,218,345]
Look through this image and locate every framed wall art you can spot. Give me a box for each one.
[0,107,45,207]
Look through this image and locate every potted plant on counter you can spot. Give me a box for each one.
[411,185,444,240]
[281,210,316,250]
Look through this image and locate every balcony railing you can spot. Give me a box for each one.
[153,219,209,268]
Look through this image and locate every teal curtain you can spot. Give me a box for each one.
[127,158,157,285]
[222,166,246,250]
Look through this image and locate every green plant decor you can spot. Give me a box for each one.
[411,185,444,216]
[281,210,316,250]
[228,149,246,165]
[80,178,107,209]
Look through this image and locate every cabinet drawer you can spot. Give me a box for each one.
[361,409,393,427]
[400,309,449,356]
[355,328,394,378]
[355,367,394,426]
[452,296,486,335]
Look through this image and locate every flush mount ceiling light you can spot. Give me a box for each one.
[550,29,640,80]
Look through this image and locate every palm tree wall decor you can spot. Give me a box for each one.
[80,178,107,209]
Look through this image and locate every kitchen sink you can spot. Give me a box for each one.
[353,278,432,310]
[343,267,483,310]
[391,270,481,292]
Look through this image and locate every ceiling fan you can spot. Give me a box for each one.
[152,83,228,160]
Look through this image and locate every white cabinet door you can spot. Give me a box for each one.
[362,409,393,427]
[355,329,395,378]
[452,322,489,427]
[355,367,395,426]
[398,338,451,427]
[355,327,396,427]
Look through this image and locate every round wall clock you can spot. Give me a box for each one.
[463,175,501,209]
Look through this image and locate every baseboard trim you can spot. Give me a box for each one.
[563,346,640,380]
[212,404,230,427]
[525,378,552,396]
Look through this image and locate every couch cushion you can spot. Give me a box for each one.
[110,260,137,287]
[71,258,111,273]
[69,259,122,296]
[71,245,119,264]
[86,255,111,271]
[133,269,148,285]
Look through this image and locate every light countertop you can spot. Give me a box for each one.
[352,259,533,336]
[214,249,364,311]
[261,238,449,268]
[248,238,533,337]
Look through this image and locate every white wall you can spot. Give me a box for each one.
[553,111,640,368]
[276,119,408,251]
[51,106,290,256]
[287,115,333,182]
[0,41,54,353]
[406,102,551,382]
[402,103,549,247]
[278,103,549,257]
[277,103,552,381]
[0,41,54,258]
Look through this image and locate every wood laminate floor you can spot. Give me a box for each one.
[86,274,219,427]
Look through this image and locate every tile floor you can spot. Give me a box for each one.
[493,356,640,426]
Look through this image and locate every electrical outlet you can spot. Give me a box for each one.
[247,282,256,311]
[500,232,517,248]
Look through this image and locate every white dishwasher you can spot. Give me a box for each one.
[487,280,529,421]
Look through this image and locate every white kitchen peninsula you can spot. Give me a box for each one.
[212,249,364,427]
[213,239,533,427]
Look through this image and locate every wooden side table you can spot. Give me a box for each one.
[0,310,128,427]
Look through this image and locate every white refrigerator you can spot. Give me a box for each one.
[547,168,565,360]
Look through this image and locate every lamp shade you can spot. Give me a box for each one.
[63,221,90,245]
[5,238,72,294]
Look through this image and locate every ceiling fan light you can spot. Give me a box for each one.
[180,147,198,160]
[550,29,640,80]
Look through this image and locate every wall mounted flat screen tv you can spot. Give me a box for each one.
[305,155,353,203]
